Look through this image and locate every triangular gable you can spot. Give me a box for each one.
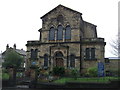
[41,4,82,19]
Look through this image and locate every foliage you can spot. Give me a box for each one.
[71,69,79,79]
[2,73,10,80]
[2,68,8,73]
[16,72,23,78]
[53,67,65,76]
[2,50,24,69]
[65,69,71,76]
[86,67,98,77]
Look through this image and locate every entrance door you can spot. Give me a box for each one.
[55,58,64,67]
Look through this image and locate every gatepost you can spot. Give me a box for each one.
[29,61,38,88]
[98,62,104,77]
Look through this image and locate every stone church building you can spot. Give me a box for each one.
[26,5,106,74]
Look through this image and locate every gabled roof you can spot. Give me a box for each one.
[15,49,26,56]
[41,4,82,19]
[2,48,26,56]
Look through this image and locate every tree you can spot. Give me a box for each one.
[2,50,24,82]
[110,34,120,57]
[2,50,24,68]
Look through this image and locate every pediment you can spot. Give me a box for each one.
[41,4,82,19]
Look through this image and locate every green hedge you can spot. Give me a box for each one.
[86,67,98,77]
[2,73,10,80]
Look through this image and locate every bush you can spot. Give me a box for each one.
[71,69,79,79]
[2,68,8,73]
[65,69,71,76]
[86,67,98,77]
[2,73,10,80]
[53,67,65,76]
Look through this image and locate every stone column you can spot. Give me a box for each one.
[8,67,16,86]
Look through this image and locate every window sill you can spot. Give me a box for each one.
[65,39,71,41]
[84,58,97,61]
[49,40,55,41]
[29,58,39,60]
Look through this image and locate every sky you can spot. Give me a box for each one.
[0,0,119,58]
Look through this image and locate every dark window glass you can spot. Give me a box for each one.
[105,59,110,63]
[31,49,38,60]
[55,51,63,58]
[70,55,75,67]
[65,26,71,40]
[57,25,63,40]
[34,49,38,59]
[44,54,48,67]
[85,48,90,59]
[31,49,34,59]
[49,27,55,40]
[91,48,95,59]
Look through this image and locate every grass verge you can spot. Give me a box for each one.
[53,77,120,84]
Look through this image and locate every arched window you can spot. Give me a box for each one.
[31,49,38,60]
[91,48,95,59]
[49,27,55,40]
[44,54,48,67]
[31,49,34,59]
[70,54,75,68]
[65,25,71,40]
[55,51,63,58]
[57,25,63,40]
[34,49,38,59]
[85,48,90,59]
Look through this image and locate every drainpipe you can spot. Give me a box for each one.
[80,36,82,76]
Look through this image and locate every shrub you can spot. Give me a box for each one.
[71,69,79,79]
[2,73,10,80]
[65,69,71,76]
[2,68,8,73]
[53,67,65,76]
[87,67,98,77]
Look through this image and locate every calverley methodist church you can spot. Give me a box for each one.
[26,5,106,74]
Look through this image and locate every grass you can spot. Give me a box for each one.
[53,77,120,84]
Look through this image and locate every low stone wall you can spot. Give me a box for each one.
[35,80,120,89]
[2,80,16,87]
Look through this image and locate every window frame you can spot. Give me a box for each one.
[44,54,48,67]
[65,25,71,40]
[70,54,75,68]
[57,25,63,40]
[49,27,55,40]
[84,48,96,60]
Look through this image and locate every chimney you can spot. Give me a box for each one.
[13,44,16,50]
[6,44,9,50]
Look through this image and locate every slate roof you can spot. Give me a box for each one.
[15,49,26,56]
[2,48,26,56]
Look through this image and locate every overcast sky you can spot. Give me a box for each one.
[0,0,119,57]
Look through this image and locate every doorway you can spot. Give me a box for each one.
[54,51,64,67]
